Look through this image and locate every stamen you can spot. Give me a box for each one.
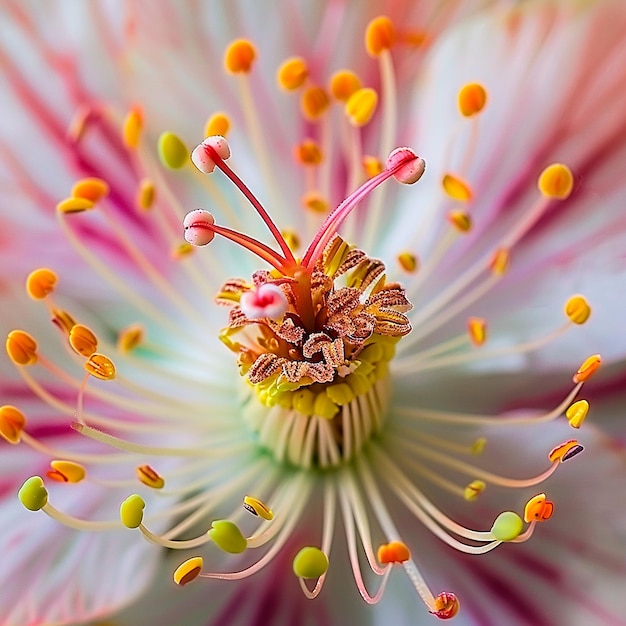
[377,541,410,564]
[208,519,248,554]
[56,196,95,214]
[26,268,57,300]
[84,353,116,381]
[463,480,486,501]
[204,112,231,138]
[329,70,362,102]
[467,317,487,346]
[301,86,330,121]
[174,557,204,586]
[363,155,383,178]
[566,399,589,428]
[122,105,143,149]
[523,493,554,523]
[565,294,591,324]
[243,495,274,520]
[398,251,418,272]
[6,329,38,365]
[292,546,329,579]
[490,511,523,541]
[277,57,308,91]
[71,177,110,202]
[431,592,460,620]
[538,163,574,199]
[573,354,602,383]
[224,39,256,74]
[548,439,584,463]
[365,16,395,57]
[294,139,323,166]
[345,88,378,127]
[458,83,487,117]
[0,405,26,444]
[69,324,98,357]
[136,465,165,489]
[447,210,472,232]
[120,494,145,528]
[136,178,156,210]
[117,324,145,353]
[158,131,189,170]
[46,460,86,483]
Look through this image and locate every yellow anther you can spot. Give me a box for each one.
[18,476,48,512]
[538,163,574,199]
[26,268,58,300]
[314,390,340,419]
[117,324,144,353]
[377,541,410,564]
[243,495,274,520]
[47,460,86,483]
[345,87,378,127]
[136,465,165,489]
[67,105,91,143]
[524,493,554,523]
[467,317,487,346]
[122,106,143,149]
[365,16,395,57]
[489,247,510,275]
[85,353,116,381]
[120,494,145,528]
[448,210,472,232]
[301,86,330,121]
[329,70,362,102]
[174,557,204,586]
[204,112,231,138]
[471,437,487,455]
[548,439,584,463]
[565,295,591,325]
[71,177,110,203]
[397,251,418,273]
[56,196,95,214]
[136,178,156,210]
[363,155,383,178]
[293,547,329,579]
[442,173,473,202]
[158,132,189,169]
[224,39,256,74]
[281,229,300,252]
[277,57,308,90]
[69,324,98,357]
[566,399,589,429]
[458,83,487,117]
[292,388,315,416]
[294,139,323,166]
[172,242,196,259]
[402,30,430,48]
[491,511,523,541]
[326,382,354,406]
[302,191,329,213]
[432,592,460,620]
[0,405,26,444]
[208,519,248,554]
[51,309,77,335]
[6,330,38,366]
[573,354,601,383]
[464,479,486,501]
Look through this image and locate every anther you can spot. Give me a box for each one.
[204,112,231,138]
[191,135,231,174]
[136,178,156,210]
[174,557,204,586]
[302,192,329,213]
[0,405,26,444]
[489,248,510,275]
[345,87,378,127]
[386,147,426,184]
[464,480,486,501]
[281,229,300,252]
[377,541,410,564]
[548,439,584,463]
[292,547,329,579]
[136,465,165,489]
[56,197,95,214]
[365,16,395,57]
[26,268,58,300]
[566,399,589,429]
[431,592,460,620]
[398,252,418,273]
[573,354,601,383]
[363,155,383,178]
[69,324,98,357]
[85,353,116,380]
[6,330,38,365]
[208,520,248,554]
[523,493,554,523]
[294,139,323,166]
[442,174,473,202]
[448,210,472,232]
[158,132,189,169]
[458,83,487,117]
[329,70,362,102]
[467,317,487,346]
[243,495,274,520]
[490,511,523,541]
[183,209,216,246]
[240,284,288,320]
[471,438,487,454]
[301,86,330,121]
[565,295,591,324]
[122,106,143,149]
[172,242,195,259]
[277,57,308,90]
[71,177,110,203]
[46,460,86,483]
[117,324,145,353]
[18,476,48,511]
[51,309,76,335]
[120,494,145,528]
[538,163,574,199]
[224,39,257,74]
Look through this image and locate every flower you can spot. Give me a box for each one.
[2,1,626,625]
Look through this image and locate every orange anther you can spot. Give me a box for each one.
[301,86,330,121]
[398,252,418,273]
[51,309,76,335]
[467,317,487,346]
[204,112,231,138]
[448,210,472,232]
[26,268,58,300]
[363,155,383,178]
[524,493,554,523]
[548,439,583,463]
[377,540,410,564]
[224,39,256,74]
[46,460,86,483]
[136,465,165,489]
[172,242,195,259]
[69,325,98,357]
[573,354,601,383]
[277,57,308,90]
[122,105,143,149]
[294,139,323,166]
[136,178,156,210]
[442,173,473,202]
[329,70,362,102]
[56,197,95,214]
[302,191,328,213]
[6,330,38,366]
[458,83,487,117]
[85,353,116,381]
[538,163,573,199]
[565,295,591,325]
[0,405,26,444]
[117,324,144,353]
[432,592,460,620]
[71,177,110,203]
[489,248,510,275]
[365,16,395,57]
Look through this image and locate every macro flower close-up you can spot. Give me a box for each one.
[2,1,626,625]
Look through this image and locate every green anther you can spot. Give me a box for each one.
[292,546,329,579]
[209,520,247,554]
[120,494,146,528]
[18,476,48,511]
[491,511,523,541]
[158,132,189,169]
[326,383,354,406]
